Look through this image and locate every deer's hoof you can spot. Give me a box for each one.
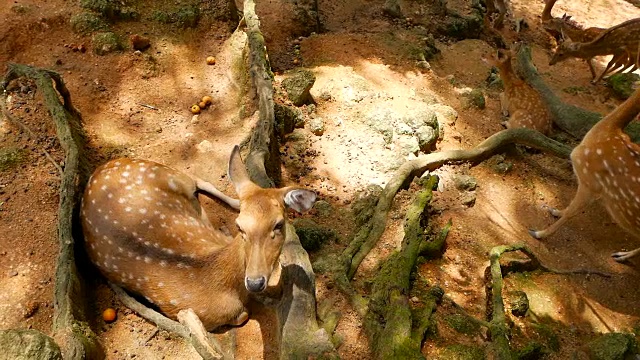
[528,229,542,239]
[611,251,632,263]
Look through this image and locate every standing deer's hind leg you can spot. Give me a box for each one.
[611,247,640,262]
[529,183,594,239]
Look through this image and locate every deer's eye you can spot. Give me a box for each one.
[274,220,284,232]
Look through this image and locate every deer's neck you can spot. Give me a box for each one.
[499,65,521,90]
[592,90,640,134]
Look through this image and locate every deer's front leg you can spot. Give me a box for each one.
[530,183,594,239]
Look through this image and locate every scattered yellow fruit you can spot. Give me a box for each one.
[206,56,216,65]
[190,104,201,114]
[293,58,300,65]
[103,308,117,323]
[198,101,207,109]
[201,96,213,105]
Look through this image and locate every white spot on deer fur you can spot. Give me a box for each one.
[144,256,152,263]
[140,167,147,172]
[158,282,164,287]
[168,179,178,191]
[126,165,131,170]
[596,148,602,155]
[144,241,151,246]
[125,207,132,212]
[125,185,132,190]
[139,208,147,214]
[160,260,168,267]
[122,172,130,177]
[148,173,156,179]
[118,198,126,204]
[170,299,178,306]
[584,148,590,156]
[107,193,113,199]
[127,251,134,258]
[115,161,121,166]
[135,255,141,261]
[118,247,123,253]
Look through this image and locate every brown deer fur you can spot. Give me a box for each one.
[81,146,317,330]
[530,88,640,262]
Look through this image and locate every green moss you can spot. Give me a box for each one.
[70,12,110,35]
[0,147,27,172]
[176,5,200,28]
[92,32,123,55]
[516,342,546,360]
[80,0,138,20]
[562,86,588,95]
[607,73,640,100]
[444,314,482,336]
[530,323,560,352]
[437,344,485,360]
[151,5,200,28]
[10,4,31,14]
[588,333,638,360]
[293,218,336,252]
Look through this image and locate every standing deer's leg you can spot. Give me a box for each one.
[195,178,240,210]
[587,57,598,81]
[611,247,640,262]
[592,53,628,84]
[529,183,594,239]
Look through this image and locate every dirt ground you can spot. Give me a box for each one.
[1,0,640,359]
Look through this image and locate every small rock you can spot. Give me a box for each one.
[463,88,486,109]
[8,269,18,277]
[507,290,529,317]
[308,117,325,136]
[130,34,151,51]
[23,301,39,319]
[460,192,476,207]
[452,174,477,191]
[415,125,437,152]
[0,329,62,360]
[587,333,638,360]
[282,69,316,106]
[313,200,333,217]
[195,140,215,153]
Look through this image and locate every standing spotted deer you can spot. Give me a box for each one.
[530,88,640,262]
[80,146,317,330]
[549,17,640,83]
[541,0,605,79]
[483,50,553,135]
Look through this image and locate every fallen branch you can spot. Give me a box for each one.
[2,63,100,359]
[364,175,445,359]
[346,127,571,280]
[110,284,227,360]
[514,44,640,142]
[485,245,518,360]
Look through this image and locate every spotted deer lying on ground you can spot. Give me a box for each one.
[80,146,317,330]
[483,50,553,135]
[541,0,605,79]
[530,88,640,262]
[549,17,640,84]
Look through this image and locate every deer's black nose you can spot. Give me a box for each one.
[245,276,266,292]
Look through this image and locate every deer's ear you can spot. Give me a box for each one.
[228,145,253,197]
[282,188,317,213]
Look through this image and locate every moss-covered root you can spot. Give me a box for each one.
[2,63,99,359]
[242,0,280,188]
[345,127,571,280]
[365,176,442,359]
[485,245,529,360]
[514,44,640,143]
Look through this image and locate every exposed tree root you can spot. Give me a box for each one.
[2,63,100,359]
[243,0,280,188]
[110,284,228,360]
[241,1,338,358]
[0,97,63,176]
[363,175,445,359]
[514,44,640,142]
[345,128,571,280]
